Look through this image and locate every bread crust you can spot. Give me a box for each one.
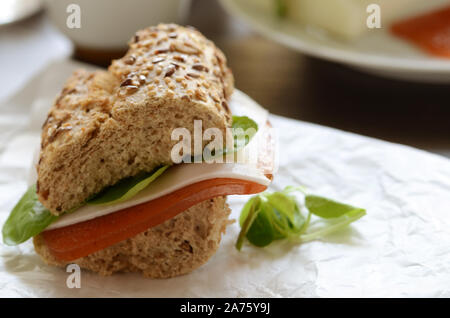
[37,24,234,215]
[34,197,231,278]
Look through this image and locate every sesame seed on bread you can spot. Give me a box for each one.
[37,24,234,215]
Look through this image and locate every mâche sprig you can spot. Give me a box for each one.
[236,186,366,250]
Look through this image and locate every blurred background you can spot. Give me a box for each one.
[1,0,449,158]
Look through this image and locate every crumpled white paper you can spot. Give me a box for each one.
[1,60,450,298]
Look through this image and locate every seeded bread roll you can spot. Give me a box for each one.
[37,24,234,215]
[34,197,231,278]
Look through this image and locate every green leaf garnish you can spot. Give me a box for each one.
[88,165,169,205]
[246,206,276,248]
[305,195,365,219]
[236,186,366,250]
[296,208,365,243]
[2,185,58,246]
[236,196,261,250]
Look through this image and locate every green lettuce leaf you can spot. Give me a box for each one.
[305,195,364,219]
[246,206,276,248]
[2,185,58,246]
[2,165,169,245]
[201,115,258,162]
[87,165,169,205]
[236,196,261,250]
[296,208,366,243]
[236,186,366,250]
[231,115,258,152]
[236,189,309,250]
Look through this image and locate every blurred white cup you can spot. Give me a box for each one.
[45,0,191,50]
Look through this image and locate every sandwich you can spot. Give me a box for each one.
[2,24,274,278]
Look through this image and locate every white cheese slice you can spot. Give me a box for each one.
[287,0,422,39]
[46,91,272,230]
[46,163,270,230]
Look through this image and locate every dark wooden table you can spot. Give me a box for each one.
[187,0,450,158]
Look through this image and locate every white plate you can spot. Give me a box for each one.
[220,0,450,83]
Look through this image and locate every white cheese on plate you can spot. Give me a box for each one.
[288,0,422,39]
